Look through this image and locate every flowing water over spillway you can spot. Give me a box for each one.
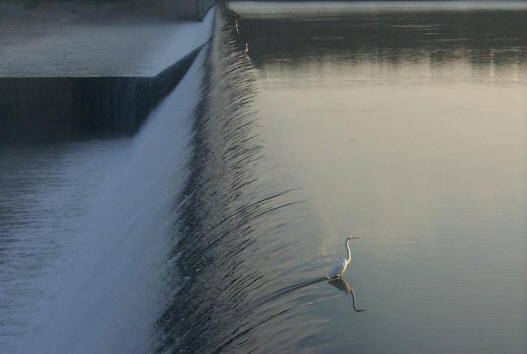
[1,3,526,353]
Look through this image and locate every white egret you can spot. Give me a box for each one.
[326,236,359,279]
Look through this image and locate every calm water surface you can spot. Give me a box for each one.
[231,2,527,353]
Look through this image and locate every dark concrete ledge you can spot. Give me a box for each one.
[0,45,203,141]
[0,0,216,23]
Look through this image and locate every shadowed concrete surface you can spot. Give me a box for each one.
[0,1,215,141]
[0,47,202,140]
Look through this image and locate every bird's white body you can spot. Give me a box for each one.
[327,257,349,278]
[327,236,358,279]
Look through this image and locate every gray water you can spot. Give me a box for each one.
[0,140,130,349]
[225,2,527,353]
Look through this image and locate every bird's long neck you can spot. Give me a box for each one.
[345,239,351,263]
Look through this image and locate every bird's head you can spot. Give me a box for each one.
[346,235,360,241]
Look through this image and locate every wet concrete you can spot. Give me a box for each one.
[0,4,215,141]
[0,47,202,141]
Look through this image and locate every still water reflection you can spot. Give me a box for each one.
[232,2,527,353]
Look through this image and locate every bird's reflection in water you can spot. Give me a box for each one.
[249,276,365,314]
[327,278,365,312]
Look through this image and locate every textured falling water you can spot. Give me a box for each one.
[153,9,344,353]
[154,10,271,351]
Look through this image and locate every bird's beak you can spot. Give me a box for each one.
[350,236,360,239]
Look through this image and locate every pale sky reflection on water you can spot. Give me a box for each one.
[234,2,527,352]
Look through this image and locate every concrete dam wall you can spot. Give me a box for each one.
[0,48,200,141]
[0,1,216,142]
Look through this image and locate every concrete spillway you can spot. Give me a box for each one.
[0,48,200,140]
[0,2,215,141]
[0,7,215,352]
